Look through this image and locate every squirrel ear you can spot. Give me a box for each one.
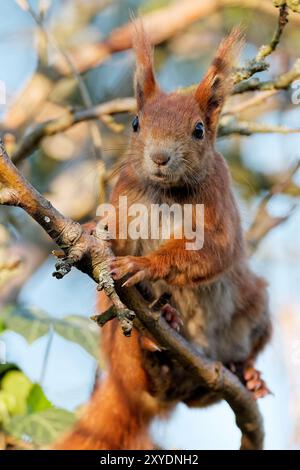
[195,28,244,136]
[132,20,158,110]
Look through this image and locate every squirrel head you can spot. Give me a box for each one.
[129,22,243,188]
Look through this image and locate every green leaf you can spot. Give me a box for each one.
[0,318,6,333]
[1,371,33,415]
[54,315,99,359]
[0,390,17,415]
[1,304,99,359]
[27,384,53,414]
[4,408,76,446]
[0,399,10,426]
[0,363,19,380]
[1,305,50,344]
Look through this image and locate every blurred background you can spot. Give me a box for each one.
[0,0,300,450]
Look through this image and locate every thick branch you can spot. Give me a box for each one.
[56,0,300,74]
[0,139,133,336]
[115,286,264,450]
[0,140,264,450]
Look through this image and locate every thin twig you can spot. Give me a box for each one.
[246,160,300,250]
[22,1,104,176]
[39,325,54,385]
[219,118,300,136]
[12,98,136,163]
[234,58,300,94]
[224,90,278,115]
[11,89,300,164]
[255,3,289,61]
[9,0,298,163]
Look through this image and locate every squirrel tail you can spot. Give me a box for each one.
[54,293,161,450]
[54,372,154,450]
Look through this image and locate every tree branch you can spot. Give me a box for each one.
[11,98,136,164]
[232,3,289,85]
[223,90,278,115]
[54,0,300,74]
[0,139,134,338]
[11,91,300,163]
[219,118,300,136]
[0,139,264,450]
[256,3,289,61]
[233,58,300,94]
[246,160,300,250]
[6,0,298,132]
[8,0,298,162]
[15,2,107,206]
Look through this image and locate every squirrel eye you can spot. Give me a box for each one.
[193,122,205,139]
[132,115,139,132]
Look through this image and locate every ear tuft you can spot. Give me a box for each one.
[132,19,158,110]
[195,28,244,135]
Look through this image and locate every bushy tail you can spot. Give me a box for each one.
[54,372,154,450]
[54,292,162,450]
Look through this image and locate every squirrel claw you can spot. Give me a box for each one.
[161,303,183,332]
[140,335,162,352]
[109,256,151,286]
[140,303,182,352]
[122,271,147,287]
[243,361,272,400]
[229,360,272,400]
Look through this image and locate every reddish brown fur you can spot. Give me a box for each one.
[133,21,158,110]
[195,27,243,137]
[55,26,271,450]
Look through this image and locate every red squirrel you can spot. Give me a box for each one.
[55,24,271,450]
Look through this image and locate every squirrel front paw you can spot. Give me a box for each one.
[243,361,272,399]
[109,256,152,287]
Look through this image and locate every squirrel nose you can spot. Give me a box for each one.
[151,153,171,166]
